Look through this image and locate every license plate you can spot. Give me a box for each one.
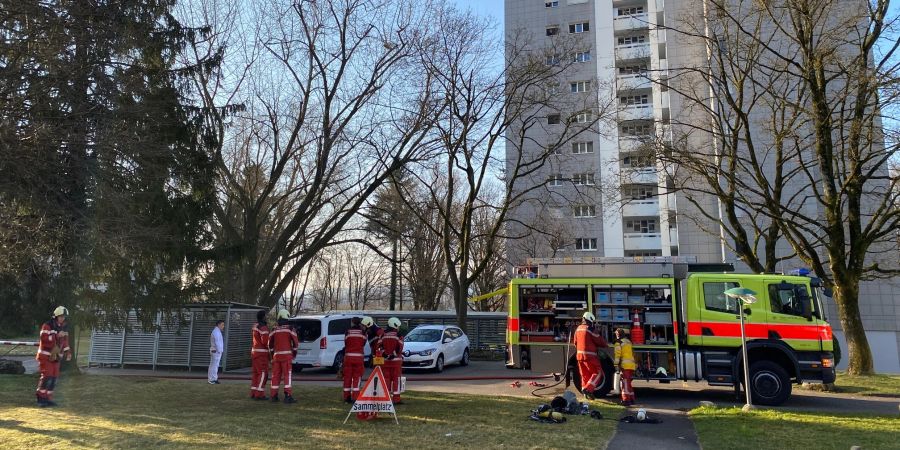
[299,350,310,356]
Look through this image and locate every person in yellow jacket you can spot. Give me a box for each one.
[614,327,636,406]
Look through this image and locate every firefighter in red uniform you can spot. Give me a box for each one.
[36,306,71,407]
[380,317,404,404]
[268,310,298,404]
[363,316,383,360]
[343,317,367,403]
[250,310,270,400]
[574,311,608,400]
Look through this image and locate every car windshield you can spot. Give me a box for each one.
[404,329,442,343]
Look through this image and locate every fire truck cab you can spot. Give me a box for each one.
[505,257,835,406]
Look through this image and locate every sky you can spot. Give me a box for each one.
[452,0,504,25]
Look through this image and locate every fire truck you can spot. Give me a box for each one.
[504,257,836,406]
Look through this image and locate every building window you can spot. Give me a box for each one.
[545,1,559,7]
[618,65,648,75]
[575,238,598,251]
[547,114,561,124]
[569,22,590,33]
[569,81,590,93]
[621,123,652,136]
[548,174,564,186]
[546,26,560,36]
[620,94,650,106]
[573,51,591,63]
[625,251,659,257]
[570,111,591,123]
[625,219,657,233]
[572,141,594,154]
[623,155,654,168]
[572,173,595,185]
[623,185,655,200]
[617,6,645,16]
[573,205,597,218]
[617,35,646,46]
[545,54,561,66]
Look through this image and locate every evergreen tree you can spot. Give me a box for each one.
[0,0,219,333]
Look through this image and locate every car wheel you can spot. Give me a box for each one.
[291,364,303,373]
[434,354,445,373]
[333,351,344,374]
[748,360,792,406]
[460,348,470,366]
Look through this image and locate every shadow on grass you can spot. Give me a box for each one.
[1,373,620,449]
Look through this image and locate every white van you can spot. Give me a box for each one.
[289,314,371,372]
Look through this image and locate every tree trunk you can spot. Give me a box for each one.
[833,279,874,375]
[389,239,397,310]
[455,287,469,333]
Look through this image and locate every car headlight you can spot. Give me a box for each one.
[419,348,435,356]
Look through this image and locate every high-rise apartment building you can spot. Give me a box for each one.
[504,0,900,373]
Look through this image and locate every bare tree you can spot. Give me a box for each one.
[179,0,447,307]
[657,0,900,374]
[342,243,390,310]
[395,7,617,330]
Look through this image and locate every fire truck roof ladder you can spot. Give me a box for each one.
[524,256,734,279]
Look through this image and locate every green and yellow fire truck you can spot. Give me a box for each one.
[504,257,836,406]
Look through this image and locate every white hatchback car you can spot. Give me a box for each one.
[401,325,470,372]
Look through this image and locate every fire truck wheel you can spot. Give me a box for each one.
[593,356,616,398]
[749,360,791,406]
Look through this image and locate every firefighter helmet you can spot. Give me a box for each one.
[53,306,69,317]
[387,317,401,329]
[582,311,596,322]
[361,316,374,328]
[277,309,290,320]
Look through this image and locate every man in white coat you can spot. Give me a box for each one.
[209,320,225,384]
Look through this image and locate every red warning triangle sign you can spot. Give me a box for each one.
[356,366,392,402]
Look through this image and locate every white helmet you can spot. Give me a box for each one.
[277,310,290,320]
[387,317,401,329]
[582,311,596,322]
[53,306,69,317]
[361,316,374,327]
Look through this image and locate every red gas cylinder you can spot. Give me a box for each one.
[630,310,645,345]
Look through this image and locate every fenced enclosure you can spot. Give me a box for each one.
[89,303,265,371]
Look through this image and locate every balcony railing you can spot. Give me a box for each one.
[618,104,654,121]
[623,232,663,251]
[615,43,651,61]
[614,13,650,32]
[617,74,652,91]
[623,199,660,217]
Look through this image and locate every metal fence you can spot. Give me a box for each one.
[89,303,265,371]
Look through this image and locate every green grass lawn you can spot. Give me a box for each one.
[690,406,900,450]
[0,374,619,449]
[828,371,900,397]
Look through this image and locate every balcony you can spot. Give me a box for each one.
[617,74,652,91]
[623,232,662,251]
[619,136,652,152]
[614,13,650,32]
[621,167,657,184]
[623,199,660,217]
[669,228,679,247]
[615,43,651,61]
[618,104,654,121]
